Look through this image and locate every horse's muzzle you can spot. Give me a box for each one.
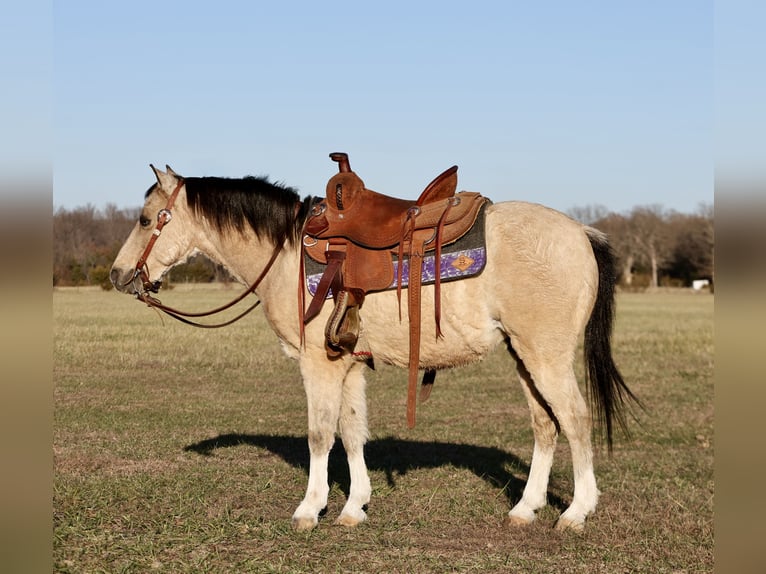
[111,266,163,298]
[110,267,134,293]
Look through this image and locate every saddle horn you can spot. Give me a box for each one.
[330,152,351,173]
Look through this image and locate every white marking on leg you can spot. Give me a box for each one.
[507,422,557,523]
[336,365,371,526]
[554,381,599,531]
[508,441,556,525]
[292,448,330,531]
[555,395,599,531]
[292,356,345,530]
[507,366,558,526]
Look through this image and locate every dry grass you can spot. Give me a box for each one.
[54,287,713,573]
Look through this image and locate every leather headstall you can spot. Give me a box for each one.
[128,177,185,297]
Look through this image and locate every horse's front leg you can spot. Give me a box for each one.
[336,363,372,526]
[291,353,347,531]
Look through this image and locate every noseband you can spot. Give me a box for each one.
[126,177,283,328]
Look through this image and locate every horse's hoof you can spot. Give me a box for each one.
[335,514,364,528]
[291,516,318,532]
[554,517,585,533]
[503,514,533,528]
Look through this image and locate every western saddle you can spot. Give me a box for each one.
[301,152,488,427]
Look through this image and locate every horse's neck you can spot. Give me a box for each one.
[200,226,302,346]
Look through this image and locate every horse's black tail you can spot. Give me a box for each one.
[584,229,640,451]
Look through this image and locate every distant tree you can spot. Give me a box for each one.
[698,202,714,285]
[625,205,674,288]
[568,204,647,286]
[665,203,714,286]
[567,204,611,226]
[591,212,637,286]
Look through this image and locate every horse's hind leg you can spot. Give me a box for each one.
[506,356,560,527]
[291,354,346,531]
[336,363,372,527]
[551,371,599,532]
[515,354,599,532]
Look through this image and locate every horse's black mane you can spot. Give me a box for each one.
[149,176,314,246]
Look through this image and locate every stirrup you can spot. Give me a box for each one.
[324,290,360,357]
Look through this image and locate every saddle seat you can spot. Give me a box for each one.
[301,152,489,428]
[304,152,460,248]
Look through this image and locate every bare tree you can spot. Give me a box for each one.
[567,204,611,226]
[665,203,714,287]
[625,205,675,288]
[592,212,637,286]
[698,202,714,285]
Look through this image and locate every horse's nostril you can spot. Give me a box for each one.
[110,267,133,291]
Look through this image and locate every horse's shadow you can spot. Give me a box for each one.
[184,433,567,511]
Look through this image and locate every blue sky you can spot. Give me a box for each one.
[49,1,713,214]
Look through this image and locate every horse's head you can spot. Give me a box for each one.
[110,164,199,295]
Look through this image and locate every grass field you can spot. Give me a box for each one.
[53,287,713,573]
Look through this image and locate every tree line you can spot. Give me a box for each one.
[567,203,714,289]
[53,202,714,290]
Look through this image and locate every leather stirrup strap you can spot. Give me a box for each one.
[432,199,455,338]
[406,233,426,428]
[396,240,406,324]
[406,251,424,428]
[299,241,307,345]
[304,250,345,324]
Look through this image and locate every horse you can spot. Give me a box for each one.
[110,162,636,532]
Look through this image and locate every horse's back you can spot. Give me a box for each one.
[485,200,595,254]
[358,200,600,369]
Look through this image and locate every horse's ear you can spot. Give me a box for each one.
[150,163,178,192]
[150,163,163,181]
[165,165,179,177]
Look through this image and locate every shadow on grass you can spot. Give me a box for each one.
[184,433,567,510]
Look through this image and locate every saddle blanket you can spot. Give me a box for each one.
[304,202,489,298]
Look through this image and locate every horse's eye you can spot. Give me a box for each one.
[139,215,151,228]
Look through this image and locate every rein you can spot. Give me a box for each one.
[136,244,281,328]
[126,176,283,329]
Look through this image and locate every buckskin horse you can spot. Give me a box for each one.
[110,154,636,532]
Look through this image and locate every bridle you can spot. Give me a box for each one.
[126,177,282,328]
[129,178,185,296]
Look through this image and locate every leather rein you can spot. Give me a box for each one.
[126,177,282,328]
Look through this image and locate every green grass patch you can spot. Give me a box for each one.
[54,287,713,573]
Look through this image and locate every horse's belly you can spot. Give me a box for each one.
[359,280,504,370]
[367,327,504,370]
